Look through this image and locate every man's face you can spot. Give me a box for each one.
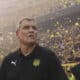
[16,20,38,45]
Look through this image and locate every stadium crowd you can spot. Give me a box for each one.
[0,1,80,79]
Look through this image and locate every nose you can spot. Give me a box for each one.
[29,27,34,32]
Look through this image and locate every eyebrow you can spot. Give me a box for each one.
[21,25,37,29]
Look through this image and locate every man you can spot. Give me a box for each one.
[71,63,80,80]
[0,18,68,80]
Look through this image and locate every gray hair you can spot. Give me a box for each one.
[16,18,36,30]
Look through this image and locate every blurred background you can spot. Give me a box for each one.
[0,0,80,80]
[0,1,80,76]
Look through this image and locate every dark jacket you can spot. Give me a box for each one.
[71,64,80,80]
[0,45,68,80]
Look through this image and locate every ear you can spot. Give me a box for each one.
[16,29,19,37]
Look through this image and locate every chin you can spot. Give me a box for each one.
[28,39,36,43]
[27,40,36,44]
[27,42,36,46]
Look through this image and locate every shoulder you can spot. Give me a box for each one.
[37,45,58,59]
[71,64,80,80]
[37,45,62,67]
[71,64,80,73]
[6,49,19,59]
[1,49,19,65]
[37,45,54,54]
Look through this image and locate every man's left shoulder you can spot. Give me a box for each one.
[37,45,56,57]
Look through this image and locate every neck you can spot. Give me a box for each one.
[20,43,36,56]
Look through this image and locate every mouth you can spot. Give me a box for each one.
[28,34,34,38]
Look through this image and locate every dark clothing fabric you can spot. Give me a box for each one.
[71,64,80,80]
[0,45,68,80]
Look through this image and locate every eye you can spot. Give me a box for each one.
[22,26,30,29]
[22,25,37,30]
[32,26,37,30]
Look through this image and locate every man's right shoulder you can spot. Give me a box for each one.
[3,49,20,62]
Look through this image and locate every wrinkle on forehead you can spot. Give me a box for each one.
[16,18,38,30]
[19,20,37,29]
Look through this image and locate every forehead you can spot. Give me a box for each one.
[19,19,37,27]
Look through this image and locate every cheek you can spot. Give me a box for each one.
[35,31,38,36]
[17,31,24,39]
